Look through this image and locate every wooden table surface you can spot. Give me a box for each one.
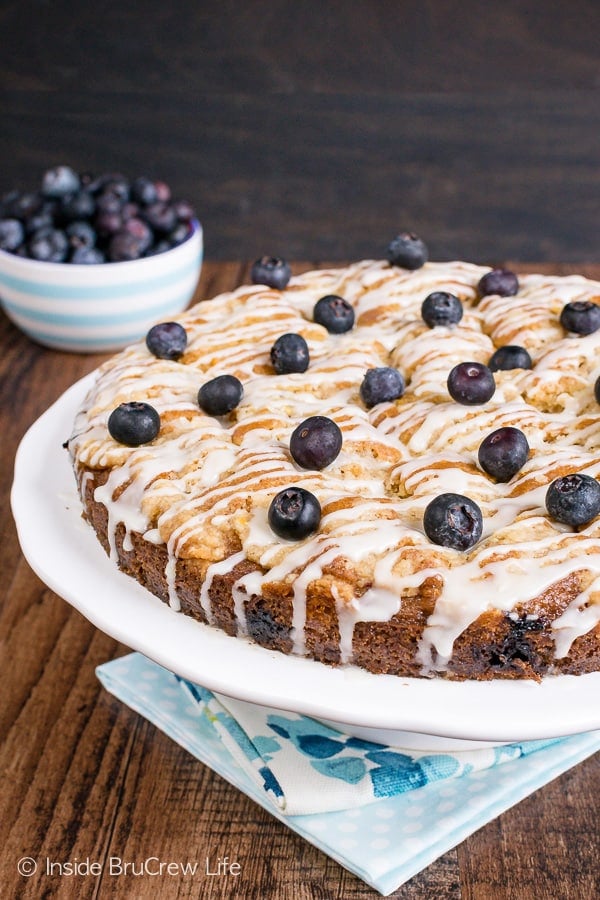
[1,261,599,900]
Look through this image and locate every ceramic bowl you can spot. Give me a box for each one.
[0,219,203,353]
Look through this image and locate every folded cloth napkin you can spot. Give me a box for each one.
[174,676,561,816]
[96,652,600,895]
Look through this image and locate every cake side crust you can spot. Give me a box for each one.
[78,463,600,680]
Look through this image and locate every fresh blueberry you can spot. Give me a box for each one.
[360,367,405,408]
[421,291,463,328]
[545,473,600,527]
[108,229,147,261]
[423,492,483,550]
[0,189,21,218]
[28,226,69,262]
[251,256,292,290]
[167,222,192,247]
[71,246,105,264]
[9,191,43,221]
[270,332,309,374]
[477,268,519,297]
[478,427,530,482]
[122,216,153,253]
[66,220,96,250]
[41,165,81,199]
[146,322,188,360]
[153,180,172,203]
[447,362,496,405]
[595,375,600,405]
[96,192,124,215]
[107,401,161,446]
[99,175,130,204]
[559,301,600,336]
[24,205,55,237]
[86,172,122,196]
[95,209,123,238]
[60,189,96,221]
[313,295,355,334]
[488,345,533,372]
[0,218,25,252]
[198,374,243,416]
[145,239,172,257]
[386,232,428,270]
[122,201,140,220]
[131,176,159,206]
[173,199,195,223]
[289,416,342,470]
[268,486,321,540]
[143,201,177,234]
[79,171,95,189]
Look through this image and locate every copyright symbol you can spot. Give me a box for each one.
[18,857,37,877]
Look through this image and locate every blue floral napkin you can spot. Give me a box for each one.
[96,652,600,895]
[174,676,561,816]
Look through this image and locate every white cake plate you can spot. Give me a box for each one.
[11,374,600,751]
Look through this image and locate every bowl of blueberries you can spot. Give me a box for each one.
[0,165,202,353]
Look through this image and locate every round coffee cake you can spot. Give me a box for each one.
[66,254,600,680]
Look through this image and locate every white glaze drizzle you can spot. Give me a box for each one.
[69,260,600,670]
[552,583,600,659]
[200,550,247,625]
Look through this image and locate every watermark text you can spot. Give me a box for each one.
[17,854,241,879]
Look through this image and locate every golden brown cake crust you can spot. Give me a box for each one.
[68,260,600,680]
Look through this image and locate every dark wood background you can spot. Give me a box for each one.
[1,0,599,263]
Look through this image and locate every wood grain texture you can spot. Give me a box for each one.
[0,2,599,263]
[1,1,599,94]
[1,261,599,899]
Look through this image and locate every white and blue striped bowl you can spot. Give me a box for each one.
[0,219,202,353]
